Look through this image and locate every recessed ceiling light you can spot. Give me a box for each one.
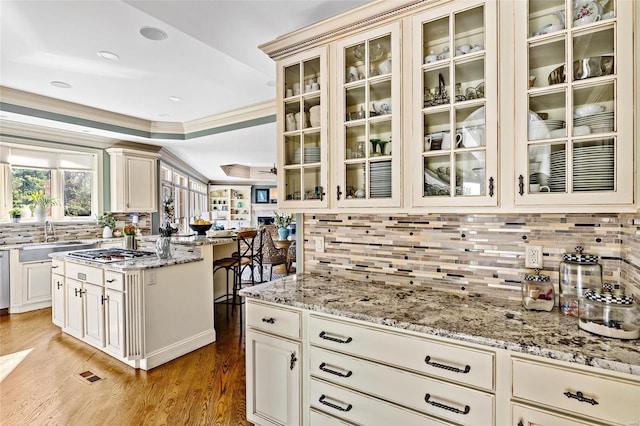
[140,26,168,41]
[97,50,119,61]
[50,81,71,88]
[168,96,182,102]
[159,113,171,118]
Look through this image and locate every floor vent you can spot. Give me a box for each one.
[79,370,102,383]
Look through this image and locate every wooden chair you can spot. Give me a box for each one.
[213,230,259,322]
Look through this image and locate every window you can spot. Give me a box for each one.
[160,163,208,233]
[1,143,98,220]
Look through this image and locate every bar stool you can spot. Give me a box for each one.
[213,230,260,322]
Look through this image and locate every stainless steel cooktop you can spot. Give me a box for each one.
[66,248,156,263]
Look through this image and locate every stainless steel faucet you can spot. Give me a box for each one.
[44,219,56,242]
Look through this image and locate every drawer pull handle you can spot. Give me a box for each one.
[106,279,116,283]
[424,356,470,374]
[319,331,352,344]
[319,394,352,412]
[319,362,353,378]
[51,265,59,269]
[563,391,599,406]
[262,317,275,324]
[424,393,470,415]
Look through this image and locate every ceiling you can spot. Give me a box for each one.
[0,0,371,182]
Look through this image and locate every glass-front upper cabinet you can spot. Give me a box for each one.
[514,0,633,206]
[411,0,498,207]
[335,22,401,208]
[278,47,328,209]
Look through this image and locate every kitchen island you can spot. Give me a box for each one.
[240,274,640,426]
[49,239,234,370]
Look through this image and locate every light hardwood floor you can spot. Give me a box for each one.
[0,306,251,425]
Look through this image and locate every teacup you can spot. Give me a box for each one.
[457,44,471,54]
[573,14,600,27]
[378,59,392,75]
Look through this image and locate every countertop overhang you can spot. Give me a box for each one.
[240,273,640,376]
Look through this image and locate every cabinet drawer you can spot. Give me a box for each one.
[51,258,65,274]
[65,262,103,285]
[309,315,494,391]
[309,408,355,426]
[246,301,301,340]
[512,358,640,425]
[104,271,124,291]
[310,346,494,425]
[310,378,453,426]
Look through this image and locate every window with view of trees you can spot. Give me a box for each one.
[2,144,98,220]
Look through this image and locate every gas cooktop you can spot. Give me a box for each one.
[67,248,156,263]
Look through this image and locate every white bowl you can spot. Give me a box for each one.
[372,98,392,115]
[574,104,605,117]
[573,125,591,136]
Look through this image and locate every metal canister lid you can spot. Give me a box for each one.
[524,268,550,282]
[583,289,634,305]
[562,246,599,263]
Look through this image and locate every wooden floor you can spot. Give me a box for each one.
[0,306,251,425]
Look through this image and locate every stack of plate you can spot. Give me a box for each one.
[543,119,565,131]
[573,111,614,133]
[370,161,391,198]
[291,148,301,164]
[304,147,321,163]
[549,150,566,192]
[309,105,321,127]
[573,144,614,191]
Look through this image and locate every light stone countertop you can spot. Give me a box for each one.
[239,273,640,376]
[50,250,204,272]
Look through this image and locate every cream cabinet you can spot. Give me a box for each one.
[21,260,52,306]
[279,47,329,208]
[245,300,303,426]
[511,356,640,425]
[51,272,64,327]
[411,0,498,207]
[335,22,401,208]
[104,270,126,357]
[514,0,634,206]
[107,148,159,212]
[308,314,495,425]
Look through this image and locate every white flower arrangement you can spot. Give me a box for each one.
[273,211,292,228]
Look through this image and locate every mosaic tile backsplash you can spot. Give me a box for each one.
[303,213,640,300]
[0,213,152,245]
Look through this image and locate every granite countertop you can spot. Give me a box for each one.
[50,250,204,271]
[239,273,640,376]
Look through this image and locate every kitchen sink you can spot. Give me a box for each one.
[19,241,98,262]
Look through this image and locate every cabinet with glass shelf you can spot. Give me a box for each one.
[335,22,401,207]
[411,0,498,207]
[514,0,633,206]
[208,185,251,224]
[279,46,328,209]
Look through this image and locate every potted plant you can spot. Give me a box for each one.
[9,207,22,223]
[97,212,116,238]
[30,191,57,221]
[273,211,293,240]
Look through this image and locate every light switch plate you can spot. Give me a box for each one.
[525,245,543,268]
[315,236,325,253]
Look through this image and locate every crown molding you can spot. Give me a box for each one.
[259,0,447,59]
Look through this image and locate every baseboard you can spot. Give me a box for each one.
[139,329,217,370]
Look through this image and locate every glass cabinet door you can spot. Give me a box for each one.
[336,22,401,208]
[515,0,633,205]
[412,0,498,207]
[278,47,328,209]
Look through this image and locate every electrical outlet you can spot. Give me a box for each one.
[315,236,325,253]
[525,245,543,268]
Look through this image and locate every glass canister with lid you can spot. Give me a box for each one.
[522,268,554,311]
[579,283,639,340]
[559,246,602,316]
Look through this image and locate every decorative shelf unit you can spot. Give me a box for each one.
[208,185,252,227]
